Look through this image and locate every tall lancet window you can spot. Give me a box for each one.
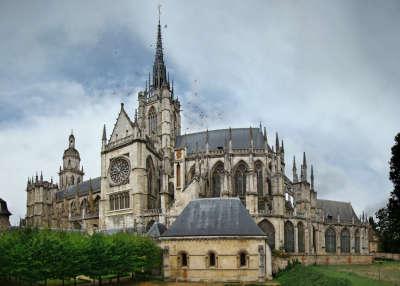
[148,107,157,134]
[255,161,264,211]
[234,162,247,205]
[211,162,224,198]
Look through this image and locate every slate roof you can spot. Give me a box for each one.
[161,198,266,237]
[147,222,167,238]
[317,199,360,224]
[0,198,11,216]
[56,177,101,201]
[175,128,266,154]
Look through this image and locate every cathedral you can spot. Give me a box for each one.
[25,17,370,263]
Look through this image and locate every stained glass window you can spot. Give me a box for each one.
[325,227,336,253]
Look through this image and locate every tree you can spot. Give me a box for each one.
[376,133,400,252]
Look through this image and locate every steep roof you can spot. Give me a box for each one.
[0,198,11,216]
[175,128,265,154]
[317,199,360,224]
[147,222,167,238]
[56,177,101,201]
[161,198,266,238]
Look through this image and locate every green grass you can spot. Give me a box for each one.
[277,261,400,286]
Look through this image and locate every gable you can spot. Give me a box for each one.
[109,104,135,143]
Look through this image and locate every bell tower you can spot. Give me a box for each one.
[58,132,84,189]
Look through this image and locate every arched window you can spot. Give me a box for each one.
[147,156,158,209]
[208,251,216,268]
[168,182,175,206]
[94,196,100,212]
[341,228,350,253]
[313,226,317,253]
[148,107,157,134]
[284,221,295,253]
[187,165,195,185]
[178,252,188,267]
[211,162,224,198]
[325,227,336,253]
[80,199,87,217]
[258,219,275,250]
[355,229,360,253]
[234,162,247,205]
[176,163,181,188]
[255,161,264,211]
[255,161,263,195]
[267,178,272,195]
[238,251,248,267]
[298,222,305,253]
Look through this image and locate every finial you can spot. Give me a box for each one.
[148,72,151,89]
[259,122,262,132]
[281,139,284,153]
[120,102,124,109]
[303,152,307,167]
[275,132,279,152]
[145,80,147,92]
[293,156,298,183]
[102,124,107,142]
[311,164,314,189]
[40,171,43,182]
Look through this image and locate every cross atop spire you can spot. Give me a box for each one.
[152,6,168,90]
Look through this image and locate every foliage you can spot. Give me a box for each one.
[0,228,162,285]
[272,248,289,258]
[376,133,400,253]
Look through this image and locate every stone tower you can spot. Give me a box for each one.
[0,198,11,230]
[25,173,58,228]
[137,17,181,214]
[59,132,84,189]
[99,16,180,231]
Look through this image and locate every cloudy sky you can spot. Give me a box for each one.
[1,0,399,225]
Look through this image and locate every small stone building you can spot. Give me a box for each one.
[160,198,272,282]
[0,198,11,230]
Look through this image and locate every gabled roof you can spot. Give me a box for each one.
[175,128,266,154]
[109,103,136,143]
[56,177,101,201]
[317,199,360,224]
[161,198,266,238]
[147,222,167,238]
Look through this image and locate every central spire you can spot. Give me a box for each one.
[152,6,168,90]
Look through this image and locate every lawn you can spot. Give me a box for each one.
[276,261,400,286]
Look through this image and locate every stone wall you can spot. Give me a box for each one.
[160,237,272,282]
[373,252,400,261]
[272,254,373,274]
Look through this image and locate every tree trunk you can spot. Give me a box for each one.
[62,278,65,286]
[117,274,120,286]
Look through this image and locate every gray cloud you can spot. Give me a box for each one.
[0,0,399,224]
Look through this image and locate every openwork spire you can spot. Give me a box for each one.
[152,6,168,89]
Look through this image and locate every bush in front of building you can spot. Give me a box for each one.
[0,228,161,285]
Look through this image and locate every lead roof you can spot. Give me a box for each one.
[175,128,266,154]
[161,198,266,238]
